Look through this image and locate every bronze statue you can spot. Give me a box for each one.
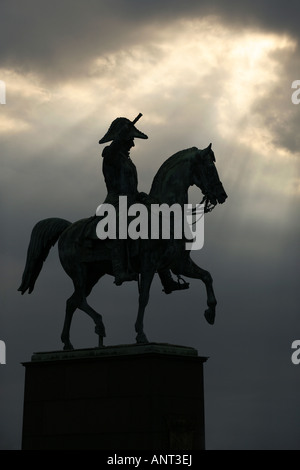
[18,115,227,349]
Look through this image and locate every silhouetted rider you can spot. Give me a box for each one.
[99,114,189,293]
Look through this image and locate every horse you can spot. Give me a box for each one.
[18,144,227,349]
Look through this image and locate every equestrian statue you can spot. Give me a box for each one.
[18,114,228,349]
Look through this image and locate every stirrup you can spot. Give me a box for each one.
[162,275,190,294]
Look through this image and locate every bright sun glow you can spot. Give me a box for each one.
[1,19,296,145]
[0,17,298,201]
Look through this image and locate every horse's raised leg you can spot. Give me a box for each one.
[135,270,155,343]
[177,257,217,324]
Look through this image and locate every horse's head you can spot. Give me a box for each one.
[192,144,227,211]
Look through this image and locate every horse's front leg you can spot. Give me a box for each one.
[135,270,155,343]
[176,256,217,325]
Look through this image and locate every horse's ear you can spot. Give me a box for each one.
[204,143,212,154]
[197,143,212,158]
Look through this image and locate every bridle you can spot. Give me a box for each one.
[199,194,216,213]
[192,152,221,214]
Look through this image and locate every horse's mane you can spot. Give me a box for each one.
[150,146,198,196]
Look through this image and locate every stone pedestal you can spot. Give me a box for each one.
[22,343,207,450]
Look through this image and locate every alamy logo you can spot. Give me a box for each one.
[291,80,300,105]
[0,340,6,365]
[291,340,300,365]
[0,80,6,104]
[96,196,205,250]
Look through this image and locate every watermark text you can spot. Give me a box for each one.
[96,196,204,250]
[0,340,6,365]
[0,80,6,104]
[107,453,192,467]
[291,340,300,365]
[291,80,300,105]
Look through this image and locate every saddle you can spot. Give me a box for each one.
[78,215,139,263]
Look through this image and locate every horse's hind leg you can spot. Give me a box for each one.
[61,291,79,350]
[61,267,106,350]
[78,297,106,347]
[78,270,107,347]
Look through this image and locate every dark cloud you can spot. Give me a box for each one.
[251,46,300,156]
[0,0,299,82]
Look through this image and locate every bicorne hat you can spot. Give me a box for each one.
[99,116,148,144]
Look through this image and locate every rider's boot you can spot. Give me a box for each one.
[111,241,138,286]
[158,269,190,294]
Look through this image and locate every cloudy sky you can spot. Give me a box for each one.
[1,0,299,450]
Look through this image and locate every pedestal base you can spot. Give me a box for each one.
[22,343,207,450]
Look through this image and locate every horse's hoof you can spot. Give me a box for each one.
[136,333,149,344]
[204,308,215,325]
[63,342,74,351]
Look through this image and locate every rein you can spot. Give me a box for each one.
[190,195,216,225]
[199,195,216,213]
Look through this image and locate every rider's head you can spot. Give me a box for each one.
[99,117,148,146]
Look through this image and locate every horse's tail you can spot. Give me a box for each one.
[18,218,72,295]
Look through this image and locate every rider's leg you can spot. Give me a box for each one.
[111,239,137,285]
